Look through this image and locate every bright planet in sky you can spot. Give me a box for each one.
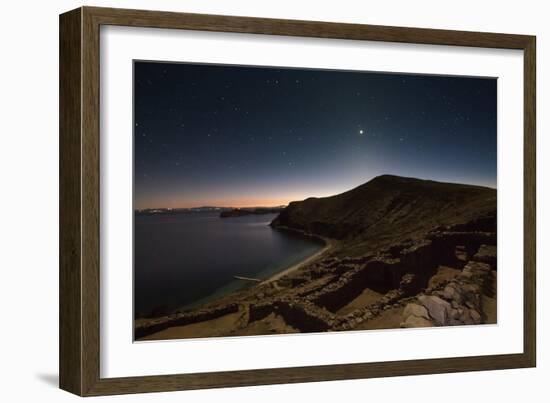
[133,61,497,210]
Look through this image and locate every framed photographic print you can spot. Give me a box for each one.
[59,6,536,396]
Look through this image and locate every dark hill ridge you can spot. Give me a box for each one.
[271,175,496,253]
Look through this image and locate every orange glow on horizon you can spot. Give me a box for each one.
[137,196,305,210]
[135,187,346,211]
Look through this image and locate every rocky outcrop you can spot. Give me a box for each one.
[401,303,434,328]
[401,261,493,327]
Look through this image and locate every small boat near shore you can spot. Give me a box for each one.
[233,275,262,282]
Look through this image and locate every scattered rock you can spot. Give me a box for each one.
[403,303,430,320]
[442,283,461,303]
[469,309,481,323]
[418,295,452,326]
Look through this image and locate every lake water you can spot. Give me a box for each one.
[134,212,324,318]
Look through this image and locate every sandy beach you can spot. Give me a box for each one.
[263,237,335,284]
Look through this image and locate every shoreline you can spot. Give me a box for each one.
[263,226,335,284]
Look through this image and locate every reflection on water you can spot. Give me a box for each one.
[134,212,323,318]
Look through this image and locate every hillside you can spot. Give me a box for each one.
[271,175,496,255]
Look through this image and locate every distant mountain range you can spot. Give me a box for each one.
[136,205,286,216]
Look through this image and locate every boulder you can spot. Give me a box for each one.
[469,309,481,324]
[418,295,452,326]
[403,303,430,320]
[442,283,462,303]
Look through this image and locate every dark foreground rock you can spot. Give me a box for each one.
[401,261,494,327]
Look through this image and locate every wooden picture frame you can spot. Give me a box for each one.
[59,6,536,396]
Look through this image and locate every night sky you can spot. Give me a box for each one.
[134,61,496,210]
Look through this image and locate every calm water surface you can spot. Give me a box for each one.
[134,212,323,317]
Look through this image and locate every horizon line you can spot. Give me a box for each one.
[135,204,287,211]
[134,174,496,211]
